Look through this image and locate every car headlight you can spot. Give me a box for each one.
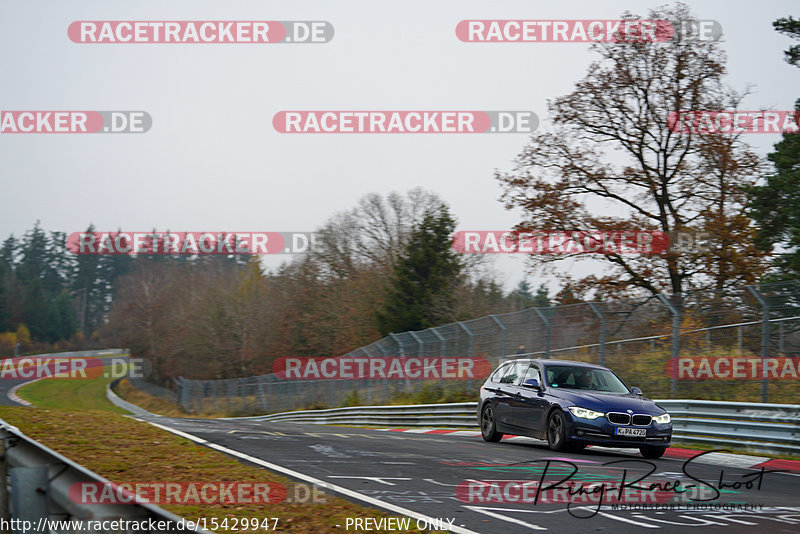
[568,406,605,420]
[653,413,671,424]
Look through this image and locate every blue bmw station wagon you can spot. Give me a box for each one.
[477,359,672,458]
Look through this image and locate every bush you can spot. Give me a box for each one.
[344,389,363,407]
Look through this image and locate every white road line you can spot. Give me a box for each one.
[592,509,660,528]
[329,476,412,486]
[462,506,547,530]
[146,420,208,443]
[463,504,660,530]
[691,452,771,468]
[138,418,481,534]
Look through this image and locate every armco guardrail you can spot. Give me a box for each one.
[107,377,155,417]
[251,400,800,455]
[0,418,206,533]
[659,399,800,454]
[247,402,479,428]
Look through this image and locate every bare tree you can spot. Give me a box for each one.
[310,188,445,277]
[497,3,768,299]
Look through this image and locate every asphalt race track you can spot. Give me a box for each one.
[0,375,34,406]
[135,415,800,533]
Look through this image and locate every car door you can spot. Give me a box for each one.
[481,362,512,426]
[509,363,548,436]
[492,361,529,429]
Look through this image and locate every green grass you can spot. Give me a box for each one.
[17,375,129,413]
[0,364,437,533]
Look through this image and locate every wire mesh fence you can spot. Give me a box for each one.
[129,280,800,415]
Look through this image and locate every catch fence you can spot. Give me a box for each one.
[129,280,800,414]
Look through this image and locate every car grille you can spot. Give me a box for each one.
[632,414,652,426]
[607,412,630,425]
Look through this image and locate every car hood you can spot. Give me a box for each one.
[548,389,665,414]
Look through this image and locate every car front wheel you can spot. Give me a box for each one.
[639,445,667,459]
[547,410,568,451]
[481,404,503,442]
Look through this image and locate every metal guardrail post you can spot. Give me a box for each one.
[657,294,680,395]
[457,322,475,392]
[362,346,375,404]
[747,285,770,403]
[375,341,390,399]
[431,327,447,387]
[11,466,49,527]
[376,340,390,357]
[390,333,412,393]
[389,333,404,357]
[533,308,551,359]
[0,437,9,522]
[456,322,474,358]
[587,303,606,366]
[737,325,743,354]
[174,376,186,411]
[489,315,507,364]
[408,331,425,397]
[431,328,446,358]
[212,381,218,412]
[408,331,424,358]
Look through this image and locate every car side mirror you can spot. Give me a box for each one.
[631,387,642,395]
[522,378,541,389]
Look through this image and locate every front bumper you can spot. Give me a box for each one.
[565,412,672,448]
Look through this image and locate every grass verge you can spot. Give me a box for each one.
[17,376,130,413]
[115,378,192,417]
[1,374,440,533]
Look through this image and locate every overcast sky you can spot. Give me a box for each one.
[1,0,798,292]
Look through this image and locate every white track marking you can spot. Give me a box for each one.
[462,505,548,530]
[138,418,481,534]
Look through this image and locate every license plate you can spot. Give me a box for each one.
[615,427,646,437]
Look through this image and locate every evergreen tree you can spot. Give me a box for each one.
[746,16,800,279]
[376,205,462,334]
[774,16,800,67]
[532,284,550,307]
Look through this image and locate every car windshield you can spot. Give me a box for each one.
[545,365,630,394]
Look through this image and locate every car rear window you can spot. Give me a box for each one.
[499,362,529,384]
[521,364,541,385]
[489,363,512,383]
